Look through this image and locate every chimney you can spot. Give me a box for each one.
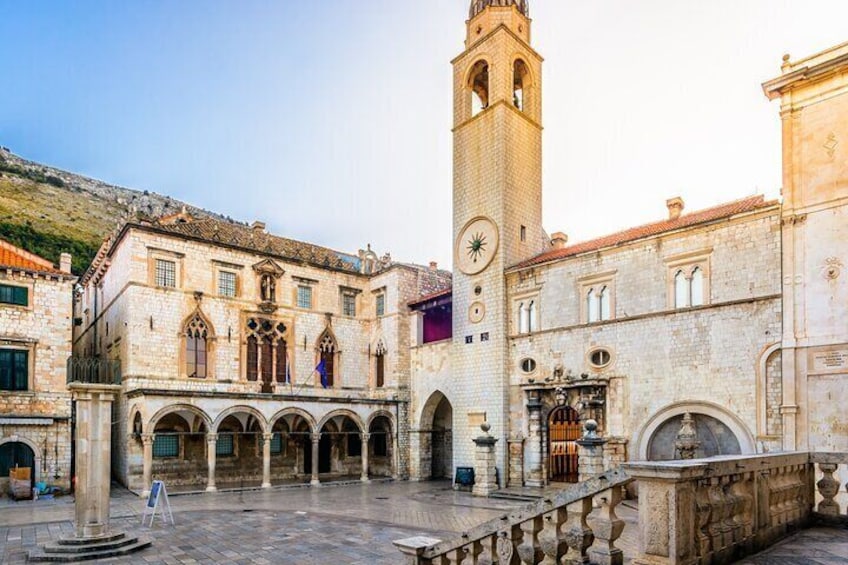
[429,261,438,271]
[251,221,266,232]
[550,232,568,249]
[59,253,72,274]
[666,197,685,220]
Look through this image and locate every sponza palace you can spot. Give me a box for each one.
[7,0,844,497]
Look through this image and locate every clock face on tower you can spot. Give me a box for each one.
[456,216,499,275]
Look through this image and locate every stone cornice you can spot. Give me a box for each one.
[125,387,404,406]
[763,49,848,100]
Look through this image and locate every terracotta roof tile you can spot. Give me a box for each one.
[0,239,63,274]
[513,195,779,270]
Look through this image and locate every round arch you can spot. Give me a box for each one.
[0,436,41,485]
[148,404,213,434]
[213,405,268,434]
[635,401,756,461]
[366,410,395,432]
[128,404,145,435]
[317,409,364,433]
[269,407,317,433]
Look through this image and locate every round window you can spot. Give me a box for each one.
[589,348,612,368]
[520,358,537,373]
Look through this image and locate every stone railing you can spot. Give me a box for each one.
[623,451,848,565]
[810,452,848,526]
[67,357,122,385]
[394,468,633,564]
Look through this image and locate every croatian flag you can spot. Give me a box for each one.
[315,360,329,388]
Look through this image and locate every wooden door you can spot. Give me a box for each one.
[548,406,581,483]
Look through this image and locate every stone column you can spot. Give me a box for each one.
[525,393,544,487]
[621,460,706,565]
[69,383,121,539]
[262,432,273,488]
[360,432,371,483]
[472,422,499,497]
[576,419,607,481]
[310,433,321,486]
[507,435,525,487]
[140,433,154,498]
[206,433,218,492]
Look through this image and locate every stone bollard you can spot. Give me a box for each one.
[576,419,607,481]
[472,422,499,496]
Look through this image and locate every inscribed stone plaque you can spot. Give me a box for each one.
[810,347,848,374]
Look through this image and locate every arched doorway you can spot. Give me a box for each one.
[548,406,581,483]
[368,415,393,478]
[431,396,453,479]
[647,413,742,461]
[0,441,36,490]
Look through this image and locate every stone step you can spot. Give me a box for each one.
[52,532,126,546]
[488,491,543,502]
[28,536,152,562]
[40,534,139,554]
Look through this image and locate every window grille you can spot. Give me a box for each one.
[153,434,179,458]
[270,433,283,454]
[0,284,27,307]
[342,293,356,317]
[376,293,385,317]
[155,259,176,288]
[218,271,237,297]
[216,433,235,456]
[297,285,312,309]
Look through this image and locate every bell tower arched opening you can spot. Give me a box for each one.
[468,60,489,117]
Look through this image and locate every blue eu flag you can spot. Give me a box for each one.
[315,360,329,388]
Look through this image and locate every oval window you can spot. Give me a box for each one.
[589,348,612,369]
[520,358,537,373]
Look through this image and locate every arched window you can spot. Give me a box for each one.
[469,60,489,117]
[587,289,599,323]
[599,286,611,321]
[319,332,336,387]
[185,314,208,378]
[690,267,704,307]
[245,318,288,389]
[374,341,387,388]
[275,339,288,383]
[528,300,537,331]
[513,59,530,112]
[518,302,528,333]
[674,270,688,308]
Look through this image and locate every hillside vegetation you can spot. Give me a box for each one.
[0,148,216,275]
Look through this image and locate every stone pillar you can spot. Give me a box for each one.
[206,433,218,492]
[140,433,154,498]
[262,432,273,488]
[576,419,607,481]
[360,432,371,483]
[310,433,321,486]
[472,422,498,497]
[69,383,121,539]
[525,393,544,487]
[507,435,525,487]
[621,461,705,565]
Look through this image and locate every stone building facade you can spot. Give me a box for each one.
[0,240,75,494]
[405,2,847,488]
[73,211,449,494]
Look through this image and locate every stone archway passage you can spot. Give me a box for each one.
[430,396,453,479]
[0,441,35,491]
[548,406,580,483]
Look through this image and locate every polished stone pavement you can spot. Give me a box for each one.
[739,526,848,564]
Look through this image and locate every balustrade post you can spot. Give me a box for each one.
[589,487,625,565]
[517,516,544,564]
[563,497,594,564]
[539,506,567,564]
[496,524,523,565]
[393,536,441,565]
[816,463,840,519]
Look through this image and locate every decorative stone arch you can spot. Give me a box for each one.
[417,390,454,480]
[128,404,145,435]
[418,390,451,430]
[510,53,536,116]
[635,401,756,461]
[317,409,365,434]
[366,410,395,432]
[756,342,782,439]
[372,338,388,388]
[148,404,213,434]
[178,306,217,379]
[269,407,317,433]
[0,436,41,484]
[213,405,268,434]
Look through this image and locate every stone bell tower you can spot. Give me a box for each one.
[449,0,548,478]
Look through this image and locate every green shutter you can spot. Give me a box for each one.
[0,285,28,306]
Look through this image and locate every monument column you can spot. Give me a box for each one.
[69,382,121,538]
[140,433,154,498]
[262,432,273,488]
[206,433,218,492]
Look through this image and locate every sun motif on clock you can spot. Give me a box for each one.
[466,232,488,263]
[456,216,499,275]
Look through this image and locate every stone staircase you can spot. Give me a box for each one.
[28,531,152,562]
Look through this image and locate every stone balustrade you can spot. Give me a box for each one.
[623,451,848,565]
[810,452,848,526]
[394,468,633,564]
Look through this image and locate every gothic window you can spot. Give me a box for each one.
[581,275,615,323]
[319,332,336,387]
[599,287,611,321]
[674,270,688,308]
[374,341,387,388]
[469,60,489,117]
[528,300,537,331]
[587,289,599,323]
[185,314,209,378]
[666,253,710,309]
[690,267,704,307]
[513,59,530,112]
[518,302,529,333]
[155,259,176,288]
[245,318,288,388]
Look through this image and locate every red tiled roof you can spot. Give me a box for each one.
[513,195,779,270]
[0,239,63,274]
[408,288,452,307]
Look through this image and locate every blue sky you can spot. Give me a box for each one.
[2,1,847,267]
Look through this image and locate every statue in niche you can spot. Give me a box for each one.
[261,274,276,302]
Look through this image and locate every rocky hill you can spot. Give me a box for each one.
[0,147,221,274]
